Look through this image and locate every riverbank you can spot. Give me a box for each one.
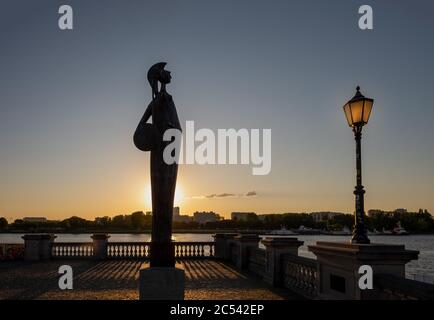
[1,229,434,235]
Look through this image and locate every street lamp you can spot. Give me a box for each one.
[343,86,374,244]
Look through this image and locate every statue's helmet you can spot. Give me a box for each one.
[147,62,167,98]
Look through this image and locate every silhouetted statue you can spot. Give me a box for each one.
[134,62,181,267]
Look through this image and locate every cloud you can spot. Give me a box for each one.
[206,193,236,198]
[187,191,259,199]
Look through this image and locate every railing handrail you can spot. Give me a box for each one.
[282,253,318,268]
[52,242,93,246]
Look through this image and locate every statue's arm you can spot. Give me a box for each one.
[138,102,152,125]
[133,102,156,152]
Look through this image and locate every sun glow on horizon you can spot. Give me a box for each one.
[144,184,184,210]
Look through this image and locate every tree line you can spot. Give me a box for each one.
[0,209,433,233]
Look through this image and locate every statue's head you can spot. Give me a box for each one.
[147,62,171,98]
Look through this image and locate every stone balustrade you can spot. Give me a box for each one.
[282,254,318,299]
[19,234,215,261]
[52,242,94,258]
[0,244,24,261]
[11,233,434,300]
[107,242,150,259]
[371,274,434,300]
[174,242,214,258]
[247,247,266,277]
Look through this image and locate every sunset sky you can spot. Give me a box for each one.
[1,0,434,221]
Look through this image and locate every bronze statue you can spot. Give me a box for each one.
[134,62,181,267]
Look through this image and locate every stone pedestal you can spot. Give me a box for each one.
[233,234,260,270]
[261,237,304,286]
[22,234,56,261]
[213,233,238,260]
[91,234,110,260]
[308,242,419,300]
[139,267,185,300]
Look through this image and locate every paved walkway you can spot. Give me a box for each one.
[0,260,296,300]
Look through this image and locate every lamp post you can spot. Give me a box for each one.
[343,86,374,244]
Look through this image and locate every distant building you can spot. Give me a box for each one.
[147,207,192,222]
[23,217,47,223]
[367,209,384,217]
[231,212,257,221]
[257,214,278,221]
[173,207,180,216]
[193,211,220,224]
[310,212,344,222]
[173,207,192,223]
[368,208,427,217]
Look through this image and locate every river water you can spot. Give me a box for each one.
[1,233,433,281]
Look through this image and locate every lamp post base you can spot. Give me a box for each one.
[350,233,370,244]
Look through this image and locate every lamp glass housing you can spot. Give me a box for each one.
[343,89,374,127]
